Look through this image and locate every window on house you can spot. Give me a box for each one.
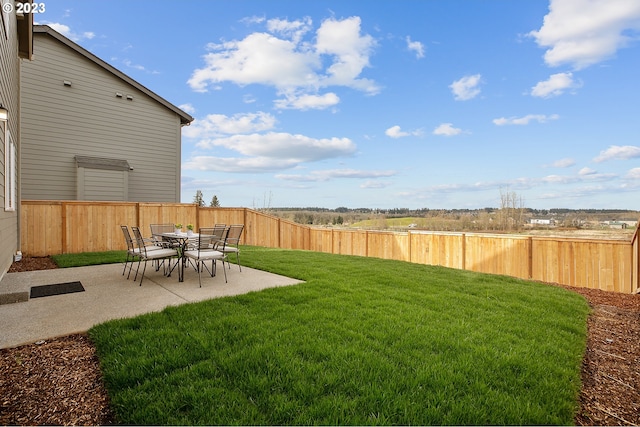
[4,129,16,211]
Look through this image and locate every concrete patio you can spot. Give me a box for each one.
[0,262,304,349]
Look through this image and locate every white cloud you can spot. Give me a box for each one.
[274,92,340,110]
[315,17,379,93]
[493,114,560,125]
[196,132,356,163]
[449,74,482,101]
[361,180,389,189]
[542,172,616,183]
[188,16,380,105]
[42,22,70,35]
[276,168,396,182]
[122,59,158,74]
[542,174,573,184]
[385,125,422,139]
[386,125,408,138]
[183,135,361,174]
[188,32,319,92]
[406,36,425,58]
[625,168,640,179]
[433,123,463,136]
[178,103,196,115]
[183,155,300,173]
[400,167,623,203]
[182,112,276,139]
[240,15,266,26]
[531,72,580,98]
[39,22,95,42]
[266,16,312,43]
[529,0,640,69]
[593,145,640,162]
[551,158,575,168]
[578,167,597,175]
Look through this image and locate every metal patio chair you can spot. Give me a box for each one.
[220,224,244,271]
[121,225,138,279]
[183,227,227,287]
[131,226,179,285]
[150,223,181,248]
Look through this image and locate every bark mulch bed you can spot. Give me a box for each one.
[1,256,638,425]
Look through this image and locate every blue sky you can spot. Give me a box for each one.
[38,0,640,209]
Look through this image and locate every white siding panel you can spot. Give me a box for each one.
[21,33,182,202]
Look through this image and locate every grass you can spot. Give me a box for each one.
[351,217,423,228]
[87,246,589,425]
[52,250,126,268]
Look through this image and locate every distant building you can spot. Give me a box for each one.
[601,220,637,230]
[530,218,555,226]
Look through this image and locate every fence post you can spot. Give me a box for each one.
[632,221,640,293]
[528,236,533,279]
[365,230,369,257]
[331,229,335,254]
[461,233,466,271]
[61,201,68,254]
[243,208,248,245]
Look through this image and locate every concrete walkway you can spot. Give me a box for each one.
[0,262,303,349]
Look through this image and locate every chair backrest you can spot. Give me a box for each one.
[212,224,227,240]
[121,225,135,251]
[131,226,148,256]
[195,228,219,252]
[150,223,174,236]
[226,224,244,245]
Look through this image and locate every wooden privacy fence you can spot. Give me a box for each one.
[21,200,640,294]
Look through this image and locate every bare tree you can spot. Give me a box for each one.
[210,195,220,207]
[498,187,525,231]
[253,191,273,213]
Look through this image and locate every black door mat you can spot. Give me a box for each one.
[30,281,85,299]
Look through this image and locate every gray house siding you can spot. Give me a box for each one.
[0,2,32,278]
[0,6,19,276]
[20,26,191,203]
[77,168,129,201]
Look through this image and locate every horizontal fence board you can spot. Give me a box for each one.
[19,201,639,294]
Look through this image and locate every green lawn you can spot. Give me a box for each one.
[89,246,589,425]
[351,216,423,228]
[53,250,125,268]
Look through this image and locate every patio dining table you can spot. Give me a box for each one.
[156,232,199,282]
